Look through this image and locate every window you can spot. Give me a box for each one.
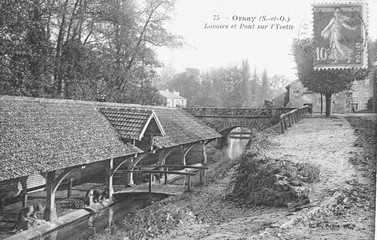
[365,78,370,85]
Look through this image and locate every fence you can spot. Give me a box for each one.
[279,106,310,133]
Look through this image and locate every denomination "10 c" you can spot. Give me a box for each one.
[315,47,329,61]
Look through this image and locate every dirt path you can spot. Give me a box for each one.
[264,116,367,205]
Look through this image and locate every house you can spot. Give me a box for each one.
[351,77,373,111]
[159,89,187,108]
[272,80,353,114]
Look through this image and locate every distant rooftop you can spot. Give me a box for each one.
[159,89,186,100]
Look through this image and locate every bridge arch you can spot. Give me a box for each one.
[216,118,272,134]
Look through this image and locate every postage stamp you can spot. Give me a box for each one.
[312,2,368,70]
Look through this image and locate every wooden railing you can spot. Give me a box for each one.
[279,106,309,133]
[122,164,208,192]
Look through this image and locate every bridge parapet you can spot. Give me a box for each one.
[184,107,298,133]
[184,107,295,118]
[184,107,272,117]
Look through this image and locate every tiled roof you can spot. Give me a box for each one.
[99,106,220,148]
[151,107,221,148]
[0,96,142,182]
[0,96,221,181]
[99,108,165,140]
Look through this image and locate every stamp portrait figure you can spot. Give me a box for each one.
[321,8,356,63]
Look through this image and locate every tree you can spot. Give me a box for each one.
[0,1,52,97]
[240,59,251,107]
[250,67,259,107]
[168,68,201,106]
[259,69,274,103]
[269,74,289,96]
[292,38,369,116]
[0,0,179,105]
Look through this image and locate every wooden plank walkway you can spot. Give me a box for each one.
[114,163,206,196]
[113,183,187,196]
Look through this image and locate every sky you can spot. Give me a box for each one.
[156,0,377,81]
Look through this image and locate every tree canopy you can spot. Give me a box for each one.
[157,62,288,108]
[291,38,371,115]
[0,0,180,105]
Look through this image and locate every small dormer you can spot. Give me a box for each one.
[99,108,165,152]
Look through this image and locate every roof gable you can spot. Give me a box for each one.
[151,107,221,148]
[99,108,165,141]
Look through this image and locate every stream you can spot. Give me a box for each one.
[41,132,250,240]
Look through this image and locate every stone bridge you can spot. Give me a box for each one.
[184,107,292,134]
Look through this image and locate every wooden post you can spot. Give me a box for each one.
[105,159,114,200]
[202,142,207,178]
[187,176,191,191]
[148,173,152,193]
[280,119,284,133]
[126,157,134,186]
[181,146,186,166]
[108,207,114,227]
[164,167,168,185]
[20,177,28,207]
[203,143,208,165]
[67,178,73,199]
[199,169,204,185]
[22,189,28,208]
[44,171,57,221]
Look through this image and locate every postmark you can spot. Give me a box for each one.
[312,2,368,70]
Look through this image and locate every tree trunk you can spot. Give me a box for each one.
[325,93,332,116]
[373,68,377,113]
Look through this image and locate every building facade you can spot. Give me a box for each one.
[351,77,373,111]
[159,89,187,108]
[273,80,353,114]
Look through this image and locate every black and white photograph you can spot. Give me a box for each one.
[0,0,376,239]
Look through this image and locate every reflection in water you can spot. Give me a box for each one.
[227,128,250,160]
[227,137,249,160]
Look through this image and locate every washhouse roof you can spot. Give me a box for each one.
[100,108,165,141]
[0,95,220,182]
[0,96,142,182]
[151,107,221,148]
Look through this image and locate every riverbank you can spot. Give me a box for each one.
[90,115,375,240]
